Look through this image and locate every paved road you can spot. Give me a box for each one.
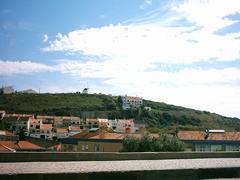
[1,158,240,174]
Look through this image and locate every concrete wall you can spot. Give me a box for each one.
[1,152,240,162]
[1,168,240,180]
[1,159,240,180]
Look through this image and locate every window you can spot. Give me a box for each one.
[81,144,89,151]
[195,144,211,152]
[226,145,240,151]
[94,144,100,152]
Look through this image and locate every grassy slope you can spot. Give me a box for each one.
[0,93,240,131]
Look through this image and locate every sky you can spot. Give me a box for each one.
[0,0,240,118]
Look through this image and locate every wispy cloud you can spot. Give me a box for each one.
[0,60,54,75]
[43,34,48,43]
[140,0,153,10]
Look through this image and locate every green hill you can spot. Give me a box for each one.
[0,93,240,132]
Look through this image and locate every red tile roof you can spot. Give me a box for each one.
[56,128,68,133]
[90,132,126,140]
[0,141,42,151]
[69,125,80,131]
[40,124,52,130]
[178,131,240,141]
[71,131,99,139]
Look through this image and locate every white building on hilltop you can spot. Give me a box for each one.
[121,95,143,110]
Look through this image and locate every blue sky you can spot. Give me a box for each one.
[0,0,240,118]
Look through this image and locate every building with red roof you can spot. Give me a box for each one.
[178,130,240,152]
[0,140,45,152]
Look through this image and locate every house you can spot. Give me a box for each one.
[121,95,143,110]
[27,118,41,138]
[62,116,81,126]
[61,128,149,152]
[2,114,33,133]
[36,116,55,125]
[0,130,19,141]
[68,125,81,136]
[39,123,53,140]
[116,119,135,133]
[86,118,109,129]
[108,119,118,130]
[61,131,99,152]
[78,132,125,152]
[36,115,81,127]
[61,129,125,152]
[178,130,240,152]
[0,140,45,152]
[56,128,69,139]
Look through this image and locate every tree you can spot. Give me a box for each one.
[121,136,139,152]
[121,133,184,152]
[18,127,26,140]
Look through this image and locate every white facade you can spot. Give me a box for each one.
[108,119,117,130]
[121,96,143,110]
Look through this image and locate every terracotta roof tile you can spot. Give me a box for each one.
[40,124,52,130]
[69,125,80,131]
[56,128,68,133]
[71,131,99,139]
[178,131,240,141]
[90,133,126,140]
[0,141,42,151]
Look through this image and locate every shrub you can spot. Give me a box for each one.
[121,133,184,152]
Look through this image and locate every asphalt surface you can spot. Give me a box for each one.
[1,158,240,174]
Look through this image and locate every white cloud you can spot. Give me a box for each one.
[43,34,48,43]
[0,60,53,75]
[173,0,240,32]
[43,1,240,64]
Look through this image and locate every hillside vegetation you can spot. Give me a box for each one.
[0,93,240,132]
